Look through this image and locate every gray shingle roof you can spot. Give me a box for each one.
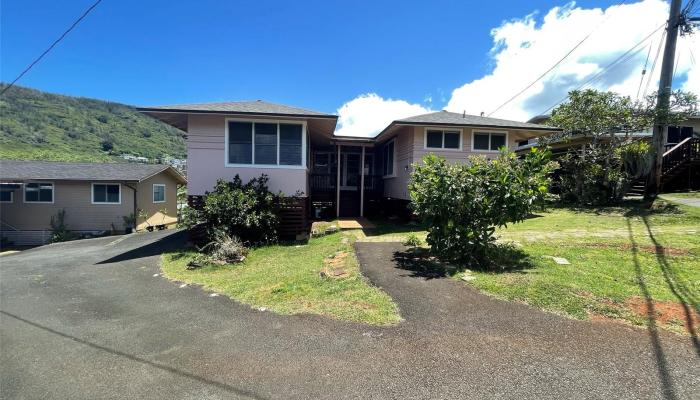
[0,160,186,183]
[394,111,561,131]
[138,100,337,119]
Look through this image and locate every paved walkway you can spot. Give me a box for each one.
[660,195,700,208]
[1,235,698,399]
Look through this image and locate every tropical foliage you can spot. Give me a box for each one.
[408,149,554,267]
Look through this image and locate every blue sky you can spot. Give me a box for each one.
[2,1,698,136]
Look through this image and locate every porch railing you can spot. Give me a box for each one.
[309,173,383,194]
[662,137,700,176]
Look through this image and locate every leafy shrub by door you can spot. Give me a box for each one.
[186,175,282,245]
[408,148,553,267]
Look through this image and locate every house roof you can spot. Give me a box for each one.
[0,160,186,184]
[394,111,561,131]
[137,100,337,119]
[373,111,561,142]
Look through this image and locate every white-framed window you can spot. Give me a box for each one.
[0,191,13,203]
[153,184,166,203]
[24,182,54,203]
[382,139,395,178]
[472,131,508,152]
[425,128,462,150]
[225,119,306,168]
[92,183,121,204]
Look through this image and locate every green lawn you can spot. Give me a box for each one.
[161,232,401,325]
[661,191,700,199]
[365,200,700,335]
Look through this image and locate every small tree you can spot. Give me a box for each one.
[50,209,75,242]
[549,89,696,205]
[409,148,553,266]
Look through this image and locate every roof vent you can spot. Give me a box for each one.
[462,110,466,118]
[480,111,485,117]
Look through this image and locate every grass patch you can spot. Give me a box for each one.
[161,232,401,325]
[368,199,700,335]
[661,191,700,200]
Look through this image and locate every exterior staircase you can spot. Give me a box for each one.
[625,137,700,197]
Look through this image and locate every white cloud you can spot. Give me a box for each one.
[446,0,698,120]
[335,93,431,137]
[335,0,699,136]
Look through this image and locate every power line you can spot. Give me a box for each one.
[486,0,628,117]
[537,23,665,115]
[642,29,666,99]
[635,42,653,100]
[1,0,103,96]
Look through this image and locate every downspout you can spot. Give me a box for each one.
[124,182,138,232]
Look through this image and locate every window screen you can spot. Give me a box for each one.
[254,123,277,164]
[426,130,443,148]
[93,184,120,203]
[228,122,253,164]
[444,131,460,149]
[279,124,302,165]
[153,185,165,203]
[490,134,506,150]
[473,133,490,150]
[25,183,53,202]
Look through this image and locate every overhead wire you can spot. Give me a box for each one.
[538,23,666,115]
[485,0,629,117]
[1,0,103,96]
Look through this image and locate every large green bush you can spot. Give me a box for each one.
[408,148,553,266]
[186,175,282,245]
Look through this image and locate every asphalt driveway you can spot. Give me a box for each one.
[1,232,698,399]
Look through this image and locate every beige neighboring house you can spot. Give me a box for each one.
[139,101,559,232]
[0,160,186,246]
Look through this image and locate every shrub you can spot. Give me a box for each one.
[409,148,553,267]
[558,143,634,205]
[186,175,282,245]
[201,231,248,263]
[50,209,76,243]
[403,233,423,248]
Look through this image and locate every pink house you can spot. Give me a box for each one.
[139,101,559,223]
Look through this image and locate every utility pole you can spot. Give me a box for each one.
[647,0,683,199]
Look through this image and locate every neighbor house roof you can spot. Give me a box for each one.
[374,110,561,142]
[137,100,337,119]
[0,160,186,184]
[395,111,561,130]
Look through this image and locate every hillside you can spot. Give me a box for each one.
[0,84,186,162]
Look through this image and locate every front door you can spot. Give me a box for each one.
[339,152,361,217]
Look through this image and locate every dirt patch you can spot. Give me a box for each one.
[320,251,350,278]
[627,296,700,334]
[583,242,691,256]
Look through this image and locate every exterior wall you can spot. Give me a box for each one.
[0,180,134,245]
[187,114,308,196]
[135,173,180,231]
[381,126,550,200]
[382,127,414,200]
[0,171,183,245]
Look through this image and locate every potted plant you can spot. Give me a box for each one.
[156,207,168,230]
[138,209,154,232]
[122,213,136,234]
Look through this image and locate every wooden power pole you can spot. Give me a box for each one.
[647,0,683,199]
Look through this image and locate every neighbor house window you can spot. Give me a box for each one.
[92,183,121,204]
[472,132,507,151]
[24,182,53,203]
[425,129,461,149]
[0,191,13,203]
[226,120,304,167]
[153,184,166,203]
[383,139,395,177]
